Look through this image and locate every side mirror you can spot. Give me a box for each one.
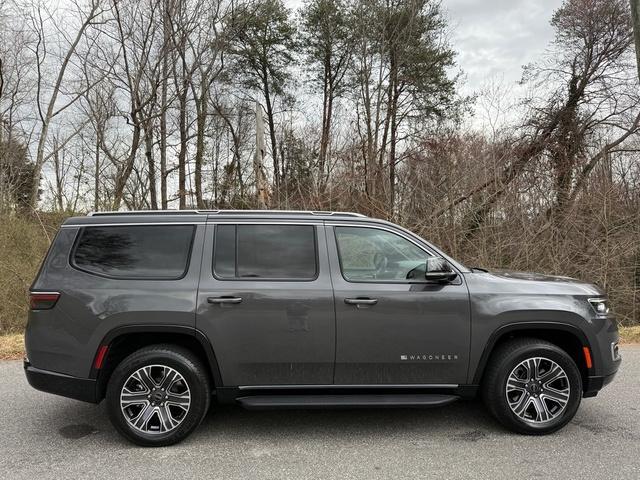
[425,257,458,283]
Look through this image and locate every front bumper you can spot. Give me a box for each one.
[24,361,98,403]
[583,370,619,398]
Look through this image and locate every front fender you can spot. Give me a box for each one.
[469,320,595,385]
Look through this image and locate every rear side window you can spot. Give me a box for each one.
[72,225,195,279]
[213,224,317,280]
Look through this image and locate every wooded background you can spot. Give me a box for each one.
[1,0,639,333]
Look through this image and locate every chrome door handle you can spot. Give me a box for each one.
[207,296,243,305]
[344,298,378,306]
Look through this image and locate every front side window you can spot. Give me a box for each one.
[334,226,430,282]
[72,225,195,279]
[213,224,317,280]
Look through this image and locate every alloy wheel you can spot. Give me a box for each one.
[120,364,191,434]
[505,357,570,424]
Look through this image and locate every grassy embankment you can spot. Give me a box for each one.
[0,212,66,359]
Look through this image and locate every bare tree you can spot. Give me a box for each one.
[181,0,227,208]
[29,0,104,208]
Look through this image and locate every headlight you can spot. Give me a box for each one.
[588,298,609,315]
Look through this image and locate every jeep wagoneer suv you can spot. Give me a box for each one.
[24,210,621,446]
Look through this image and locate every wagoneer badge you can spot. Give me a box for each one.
[400,354,459,361]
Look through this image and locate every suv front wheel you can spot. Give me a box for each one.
[106,345,211,447]
[482,338,582,435]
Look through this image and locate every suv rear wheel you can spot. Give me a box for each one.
[106,345,211,446]
[482,338,582,435]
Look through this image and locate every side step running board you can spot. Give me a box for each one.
[237,394,459,410]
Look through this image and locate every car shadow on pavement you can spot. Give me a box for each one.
[192,399,505,442]
[43,397,505,447]
[42,394,629,448]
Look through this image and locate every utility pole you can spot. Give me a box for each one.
[632,0,640,80]
[254,101,270,209]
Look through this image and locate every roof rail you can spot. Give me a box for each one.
[87,209,366,218]
[87,210,200,216]
[206,210,366,217]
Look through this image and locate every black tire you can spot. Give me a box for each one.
[481,338,582,435]
[106,344,211,447]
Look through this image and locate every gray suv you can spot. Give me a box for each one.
[24,210,621,446]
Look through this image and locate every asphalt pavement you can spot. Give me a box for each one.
[1,347,639,480]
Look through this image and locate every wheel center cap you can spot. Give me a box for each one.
[151,390,164,403]
[528,382,541,394]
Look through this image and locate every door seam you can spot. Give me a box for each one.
[194,224,210,334]
[323,221,338,384]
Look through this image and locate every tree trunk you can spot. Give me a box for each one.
[631,0,640,80]
[159,1,170,209]
[94,136,100,211]
[144,122,158,209]
[318,55,331,184]
[194,81,209,209]
[159,67,168,210]
[112,123,141,209]
[388,84,400,216]
[177,88,187,209]
[379,50,396,204]
[53,146,63,211]
[261,67,280,198]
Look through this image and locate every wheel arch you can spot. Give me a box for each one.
[472,322,595,390]
[92,325,223,401]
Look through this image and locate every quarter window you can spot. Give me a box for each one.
[213,224,317,280]
[72,225,195,279]
[334,226,430,282]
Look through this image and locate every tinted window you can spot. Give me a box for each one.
[73,225,195,279]
[213,224,236,277]
[334,226,429,281]
[213,224,317,279]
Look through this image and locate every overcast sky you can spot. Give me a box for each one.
[446,0,562,93]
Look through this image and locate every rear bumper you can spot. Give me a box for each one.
[24,361,98,403]
[583,370,619,398]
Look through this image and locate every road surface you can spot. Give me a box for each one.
[1,347,639,479]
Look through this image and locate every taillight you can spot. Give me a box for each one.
[29,292,60,310]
